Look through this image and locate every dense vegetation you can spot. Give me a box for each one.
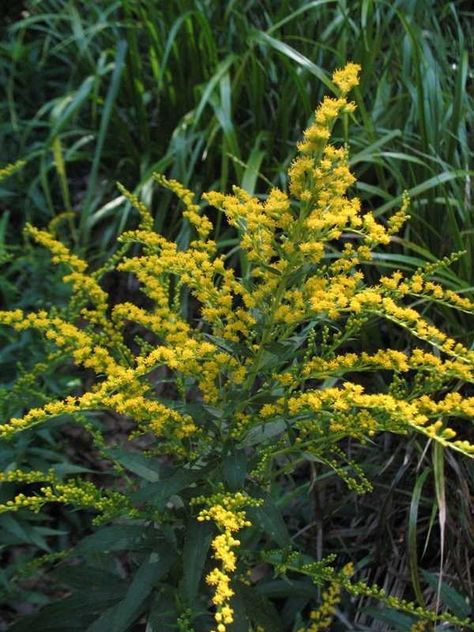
[0,2,473,631]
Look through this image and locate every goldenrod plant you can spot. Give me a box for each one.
[0,64,473,631]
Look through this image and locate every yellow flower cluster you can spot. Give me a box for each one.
[299,583,341,631]
[297,98,356,156]
[0,312,213,439]
[332,62,362,95]
[300,348,473,382]
[406,271,474,313]
[26,225,88,274]
[117,225,255,344]
[204,186,291,268]
[0,309,116,375]
[117,182,154,231]
[1,60,472,493]
[197,493,254,632]
[0,469,134,523]
[260,381,474,455]
[0,62,473,585]
[296,563,353,631]
[1,61,470,464]
[376,296,473,361]
[0,469,56,484]
[155,174,213,242]
[25,225,129,352]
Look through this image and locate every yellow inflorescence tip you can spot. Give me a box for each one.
[332,62,361,95]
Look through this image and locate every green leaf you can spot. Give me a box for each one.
[266,0,337,33]
[9,585,127,632]
[375,170,469,216]
[257,578,317,600]
[227,590,250,632]
[52,565,124,591]
[240,132,267,195]
[193,55,237,126]
[49,76,95,138]
[421,570,471,618]
[349,130,402,165]
[249,30,333,91]
[75,524,149,554]
[238,584,285,631]
[106,447,160,482]
[133,465,210,507]
[248,497,290,548]
[181,519,213,604]
[0,514,50,551]
[86,549,176,632]
[145,588,178,631]
[243,420,287,447]
[432,441,446,607]
[224,449,247,491]
[408,468,430,607]
[82,39,128,232]
[362,606,414,631]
